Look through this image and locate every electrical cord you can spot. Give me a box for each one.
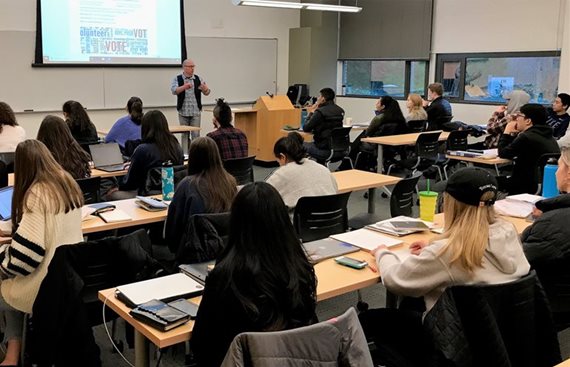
[102,294,135,367]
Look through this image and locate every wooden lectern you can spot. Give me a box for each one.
[234,95,301,163]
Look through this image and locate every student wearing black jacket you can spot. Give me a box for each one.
[303,87,344,162]
[423,83,452,131]
[522,142,570,265]
[498,103,560,195]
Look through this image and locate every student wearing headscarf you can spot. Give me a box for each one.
[485,90,530,149]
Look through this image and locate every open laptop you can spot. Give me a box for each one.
[89,143,126,172]
[0,186,13,220]
[302,238,359,264]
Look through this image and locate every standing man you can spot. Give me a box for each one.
[545,93,570,139]
[423,82,452,131]
[171,58,210,151]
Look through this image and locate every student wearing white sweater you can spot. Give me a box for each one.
[0,140,83,366]
[0,102,25,153]
[266,132,338,218]
[360,167,530,367]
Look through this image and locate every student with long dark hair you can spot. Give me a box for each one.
[109,110,184,199]
[62,100,98,146]
[206,98,248,160]
[0,140,84,366]
[37,115,91,179]
[105,96,143,148]
[0,102,25,153]
[266,132,338,217]
[191,182,317,367]
[165,136,236,252]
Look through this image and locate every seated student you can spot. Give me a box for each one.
[405,93,428,123]
[545,93,570,139]
[266,132,338,218]
[423,82,452,130]
[0,140,84,366]
[360,167,530,367]
[302,87,344,162]
[164,136,236,253]
[62,100,99,146]
[108,110,184,200]
[0,102,26,153]
[521,140,570,264]
[37,115,91,179]
[105,96,143,149]
[206,98,248,161]
[498,103,560,194]
[485,90,530,149]
[191,182,317,367]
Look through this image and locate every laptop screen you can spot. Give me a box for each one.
[89,143,124,167]
[0,186,13,220]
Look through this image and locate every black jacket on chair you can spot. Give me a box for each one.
[303,101,344,150]
[423,271,561,367]
[29,230,162,367]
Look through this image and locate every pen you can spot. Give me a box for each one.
[367,261,378,273]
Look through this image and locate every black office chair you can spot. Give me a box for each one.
[0,152,15,174]
[223,156,256,185]
[0,160,9,188]
[387,131,443,181]
[140,164,188,196]
[535,153,561,195]
[441,130,470,179]
[76,176,102,204]
[390,173,422,217]
[427,115,453,131]
[324,127,353,170]
[293,192,351,243]
[407,120,427,133]
[533,258,570,332]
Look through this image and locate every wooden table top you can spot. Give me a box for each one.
[361,131,450,146]
[445,154,511,165]
[555,359,570,367]
[332,170,401,193]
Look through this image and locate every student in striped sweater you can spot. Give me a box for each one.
[0,140,84,366]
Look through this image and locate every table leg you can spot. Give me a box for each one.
[367,188,376,214]
[494,164,500,176]
[376,145,384,173]
[185,132,191,155]
[134,330,150,367]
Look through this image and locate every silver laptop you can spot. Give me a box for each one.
[89,143,125,172]
[115,273,204,308]
[302,238,360,264]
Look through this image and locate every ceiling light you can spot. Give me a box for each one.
[232,0,362,13]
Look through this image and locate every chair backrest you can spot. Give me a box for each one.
[123,139,142,157]
[222,156,256,185]
[424,271,562,367]
[76,176,101,204]
[416,131,442,160]
[427,115,453,131]
[329,127,352,154]
[407,120,427,133]
[141,164,188,196]
[390,174,421,217]
[445,130,469,151]
[533,258,570,331]
[176,212,231,264]
[221,307,374,367]
[0,152,15,174]
[0,160,8,188]
[537,153,561,185]
[293,192,351,243]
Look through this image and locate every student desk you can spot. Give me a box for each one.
[97,211,531,367]
[361,131,451,174]
[332,170,401,214]
[97,126,201,154]
[445,154,511,175]
[279,125,366,142]
[555,358,570,367]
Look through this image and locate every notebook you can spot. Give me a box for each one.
[302,238,360,263]
[90,143,126,172]
[115,273,205,308]
[135,196,169,211]
[98,209,132,223]
[0,186,13,220]
[330,229,402,251]
[366,216,433,237]
[129,299,191,332]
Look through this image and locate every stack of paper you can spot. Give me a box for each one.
[494,194,544,218]
[98,209,132,223]
[365,216,433,237]
[330,229,402,251]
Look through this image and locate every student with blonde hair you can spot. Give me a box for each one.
[405,93,428,122]
[360,167,530,367]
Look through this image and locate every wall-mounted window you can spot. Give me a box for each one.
[436,52,561,104]
[341,60,429,99]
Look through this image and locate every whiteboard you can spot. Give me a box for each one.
[0,32,278,112]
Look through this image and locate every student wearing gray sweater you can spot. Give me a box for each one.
[266,132,338,217]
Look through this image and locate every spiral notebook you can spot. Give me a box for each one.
[129,299,190,331]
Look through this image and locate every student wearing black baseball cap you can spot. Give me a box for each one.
[498,103,560,194]
[360,167,530,367]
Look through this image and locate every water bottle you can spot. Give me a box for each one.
[300,109,308,129]
[542,164,558,198]
[162,160,174,201]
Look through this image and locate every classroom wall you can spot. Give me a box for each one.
[339,0,568,126]
[2,0,300,138]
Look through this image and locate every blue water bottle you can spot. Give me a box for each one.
[162,160,174,201]
[300,109,308,130]
[542,164,558,198]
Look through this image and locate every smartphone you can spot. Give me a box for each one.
[169,299,199,319]
[335,256,367,270]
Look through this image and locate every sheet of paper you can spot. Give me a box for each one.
[494,199,533,218]
[506,194,544,204]
[330,229,402,251]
